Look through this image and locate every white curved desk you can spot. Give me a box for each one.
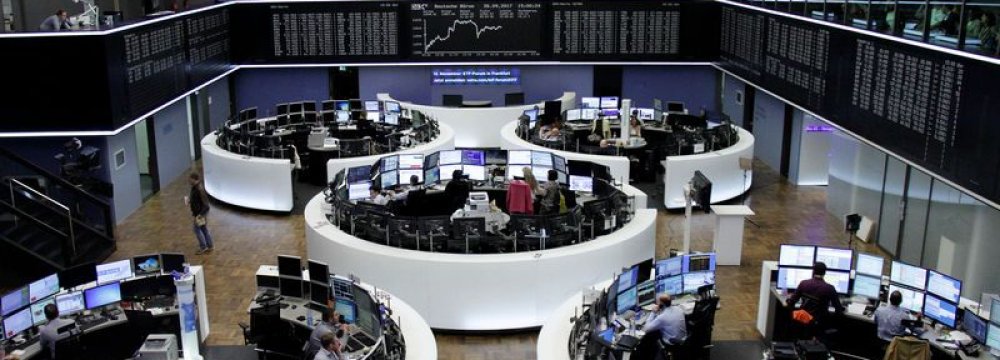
[662,127,755,209]
[324,121,455,183]
[305,194,656,331]
[500,120,636,187]
[377,92,577,148]
[355,283,438,360]
[201,132,294,212]
[537,279,614,360]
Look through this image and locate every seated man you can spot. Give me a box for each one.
[787,262,844,338]
[642,294,687,346]
[874,291,907,344]
[368,186,391,205]
[39,304,77,358]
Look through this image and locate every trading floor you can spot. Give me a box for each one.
[104,158,887,360]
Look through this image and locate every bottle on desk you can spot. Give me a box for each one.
[307,308,314,325]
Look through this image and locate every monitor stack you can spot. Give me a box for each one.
[775,245,853,296]
[652,253,718,300]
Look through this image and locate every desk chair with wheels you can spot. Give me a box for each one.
[240,303,299,359]
[510,214,546,251]
[545,211,576,248]
[419,216,450,252]
[50,333,85,360]
[450,217,485,254]
[683,296,720,360]
[364,211,390,243]
[388,216,420,249]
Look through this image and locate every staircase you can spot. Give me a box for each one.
[0,147,116,282]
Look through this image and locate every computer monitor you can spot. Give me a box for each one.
[442,94,463,107]
[1,287,28,316]
[463,165,486,181]
[682,271,716,294]
[310,282,330,306]
[279,102,292,114]
[84,282,121,310]
[888,284,925,313]
[335,110,350,123]
[365,112,380,122]
[29,274,59,303]
[278,255,302,278]
[59,262,97,290]
[398,154,423,169]
[289,102,304,114]
[856,253,884,277]
[508,150,531,165]
[364,100,380,112]
[462,150,485,166]
[824,270,851,295]
[439,150,463,165]
[385,101,401,113]
[599,96,618,109]
[778,245,815,267]
[989,323,1000,350]
[132,254,161,276]
[381,155,399,172]
[580,108,598,120]
[531,166,552,183]
[616,286,638,314]
[890,261,928,290]
[96,259,133,285]
[3,308,31,339]
[581,97,599,109]
[332,100,350,111]
[56,292,85,317]
[424,167,440,184]
[923,294,958,328]
[926,270,962,304]
[505,92,525,106]
[347,166,371,184]
[666,101,685,113]
[635,108,655,121]
[399,169,424,184]
[321,100,335,111]
[384,113,400,125]
[682,253,717,273]
[160,253,185,274]
[239,107,257,121]
[568,175,593,192]
[279,278,303,299]
[303,102,316,113]
[656,275,684,296]
[815,247,853,271]
[531,151,552,167]
[523,109,538,121]
[308,260,330,285]
[336,298,356,323]
[618,266,639,291]
[656,257,683,278]
[963,312,989,344]
[381,171,398,189]
[349,99,363,111]
[30,297,56,326]
[485,149,507,165]
[439,164,463,181]
[565,109,582,121]
[600,109,621,118]
[637,279,656,307]
[776,267,813,290]
[653,98,664,111]
[852,274,882,299]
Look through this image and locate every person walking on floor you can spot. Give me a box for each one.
[186,171,214,254]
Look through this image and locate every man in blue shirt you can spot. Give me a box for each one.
[642,294,687,345]
[874,291,908,342]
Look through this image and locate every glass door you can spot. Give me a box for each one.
[877,157,907,256]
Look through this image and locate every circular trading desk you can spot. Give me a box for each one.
[305,193,655,331]
[537,279,613,360]
[323,121,455,184]
[500,121,755,209]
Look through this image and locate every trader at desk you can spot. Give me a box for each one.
[787,262,845,338]
[39,9,71,31]
[874,291,908,345]
[39,304,77,358]
[642,294,688,346]
[307,310,349,356]
[315,331,344,360]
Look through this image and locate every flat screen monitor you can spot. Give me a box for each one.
[308,260,329,285]
[989,323,1000,350]
[888,284,925,313]
[618,267,639,291]
[552,155,566,173]
[380,171,398,189]
[398,154,423,169]
[321,100,335,111]
[56,292,85,317]
[349,99,363,111]
[682,253,716,273]
[565,109,582,121]
[601,109,620,117]
[523,109,538,121]
[279,278,303,299]
[531,151,552,167]
[439,164,464,181]
[384,113,399,125]
[278,255,302,278]
[424,152,439,168]
[682,271,716,294]
[289,102,303,113]
[856,253,884,277]
[656,275,684,296]
[653,98,664,111]
[3,308,31,339]
[96,259,133,285]
[461,150,485,167]
[890,261,928,290]
[1,287,28,316]
[385,101,401,113]
[569,175,593,192]
[815,247,853,271]
[463,165,486,181]
[616,286,638,314]
[59,262,97,290]
[776,267,813,290]
[381,155,398,172]
[531,167,552,183]
[303,102,316,113]
[581,97,599,109]
[599,96,618,109]
[160,253,185,274]
[439,150,462,165]
[852,274,882,299]
[364,100,380,112]
[279,102,292,114]
[365,112,380,122]
[84,282,121,310]
[398,169,423,184]
[992,298,1000,325]
[30,297,56,326]
[508,150,531,165]
[347,166,371,184]
[637,280,656,307]
[442,94,463,107]
[926,270,962,304]
[824,270,851,295]
[29,274,59,303]
[580,108,598,120]
[963,312,989,344]
[310,282,330,306]
[635,108,655,121]
[485,149,507,165]
[132,254,161,276]
[424,167,439,184]
[666,102,685,113]
[923,294,958,328]
[778,245,815,268]
[656,257,683,278]
[335,110,350,123]
[336,298,356,324]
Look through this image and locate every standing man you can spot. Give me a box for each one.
[187,171,214,254]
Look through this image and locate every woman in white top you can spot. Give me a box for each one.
[629,115,643,137]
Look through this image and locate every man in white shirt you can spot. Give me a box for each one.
[39,304,77,358]
[642,294,687,345]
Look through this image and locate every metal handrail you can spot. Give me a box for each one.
[8,178,75,256]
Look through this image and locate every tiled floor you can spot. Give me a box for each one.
[108,160,887,359]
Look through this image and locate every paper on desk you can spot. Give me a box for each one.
[847,303,867,315]
[950,331,972,343]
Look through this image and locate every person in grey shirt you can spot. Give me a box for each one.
[39,10,70,31]
[642,294,688,345]
[39,304,77,358]
[874,290,908,342]
[307,310,348,355]
[314,332,343,360]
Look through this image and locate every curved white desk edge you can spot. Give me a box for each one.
[378,92,576,148]
[662,127,755,209]
[305,194,655,330]
[355,283,437,360]
[537,279,614,360]
[324,121,456,183]
[201,133,294,212]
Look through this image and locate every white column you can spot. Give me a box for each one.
[174,273,203,360]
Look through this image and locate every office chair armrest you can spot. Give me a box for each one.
[239,322,250,331]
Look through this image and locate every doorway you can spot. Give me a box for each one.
[134,118,159,202]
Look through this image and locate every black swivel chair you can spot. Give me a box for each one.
[52,334,85,360]
[388,217,420,249]
[451,217,485,254]
[509,214,545,251]
[545,211,577,248]
[419,216,451,252]
[240,303,299,359]
[681,296,720,360]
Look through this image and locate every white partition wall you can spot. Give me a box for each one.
[201,133,294,212]
[324,122,455,183]
[499,121,636,187]
[662,126,755,209]
[378,92,576,148]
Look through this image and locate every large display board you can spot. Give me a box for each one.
[718,4,1000,204]
[410,1,544,59]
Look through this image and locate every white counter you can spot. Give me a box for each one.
[662,126,755,209]
[201,133,294,212]
[355,283,437,360]
[305,194,656,331]
[378,92,576,148]
[325,121,455,183]
[499,120,635,186]
[537,279,613,360]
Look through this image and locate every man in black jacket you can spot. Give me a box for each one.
[187,172,214,254]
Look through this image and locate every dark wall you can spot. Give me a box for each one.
[0,137,111,183]
[620,65,720,113]
[233,68,330,115]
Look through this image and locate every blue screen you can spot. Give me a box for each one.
[335,298,356,324]
[462,150,485,166]
[988,323,1000,350]
[682,253,716,273]
[683,271,716,293]
[618,267,638,291]
[424,167,439,185]
[656,257,682,278]
[852,274,882,299]
[334,101,350,111]
[2,287,29,317]
[381,155,398,172]
[381,171,398,189]
[963,312,988,344]
[656,275,683,296]
[616,286,637,314]
[84,282,121,310]
[3,308,32,338]
[926,270,962,304]
[923,294,957,328]
[347,166,371,184]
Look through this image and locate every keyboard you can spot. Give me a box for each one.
[145,297,175,309]
[78,316,109,329]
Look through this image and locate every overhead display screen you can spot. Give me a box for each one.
[120,17,189,119]
[410,1,544,59]
[185,7,232,86]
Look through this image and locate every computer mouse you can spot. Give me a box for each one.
[297,316,306,321]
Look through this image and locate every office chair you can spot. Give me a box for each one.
[683,296,720,360]
[451,217,486,254]
[545,211,577,248]
[510,214,545,251]
[388,216,420,249]
[364,211,390,243]
[50,333,85,360]
[241,303,299,359]
[418,216,451,252]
